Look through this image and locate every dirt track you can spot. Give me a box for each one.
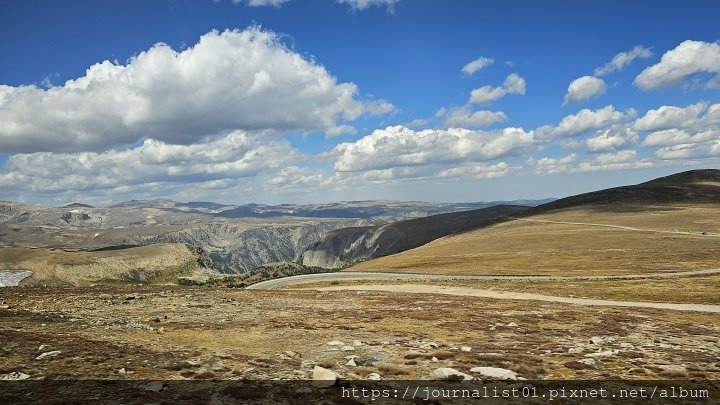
[313,283,720,313]
[247,268,720,290]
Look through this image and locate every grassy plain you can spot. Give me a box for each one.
[348,204,720,276]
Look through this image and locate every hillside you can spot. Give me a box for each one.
[347,169,720,276]
[0,243,214,286]
[301,205,530,269]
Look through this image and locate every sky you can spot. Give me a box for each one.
[1,0,719,206]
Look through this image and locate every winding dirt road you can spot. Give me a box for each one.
[247,270,720,313]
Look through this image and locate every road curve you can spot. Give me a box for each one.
[314,284,720,313]
[246,268,720,290]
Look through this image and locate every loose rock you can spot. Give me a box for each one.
[35,350,62,360]
[469,367,520,380]
[312,366,340,387]
[431,367,473,380]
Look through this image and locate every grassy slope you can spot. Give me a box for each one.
[349,171,720,276]
[0,243,201,286]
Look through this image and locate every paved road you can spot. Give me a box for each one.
[246,268,720,290]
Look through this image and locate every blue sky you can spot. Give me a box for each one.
[1,0,719,206]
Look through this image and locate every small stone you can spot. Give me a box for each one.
[469,367,519,380]
[419,341,439,349]
[366,373,382,381]
[658,365,687,377]
[341,346,355,351]
[2,371,30,380]
[568,347,584,354]
[585,350,618,358]
[346,358,357,366]
[589,336,615,345]
[38,344,49,351]
[352,340,363,347]
[460,346,472,352]
[312,366,340,387]
[431,357,439,362]
[507,322,518,328]
[327,340,345,347]
[431,367,473,380]
[578,358,596,366]
[119,368,126,374]
[35,350,62,360]
[186,359,202,367]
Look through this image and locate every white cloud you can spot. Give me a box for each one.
[594,46,653,76]
[462,56,494,75]
[531,153,578,174]
[536,105,634,139]
[405,118,428,128]
[437,162,513,180]
[365,99,399,115]
[654,141,720,160]
[586,127,638,152]
[469,73,526,104]
[232,0,291,6]
[337,0,400,11]
[0,131,298,194]
[442,106,507,128]
[594,149,637,165]
[633,102,708,132]
[332,125,534,172]
[325,125,358,137]
[634,40,720,90]
[0,27,386,153]
[562,76,607,105]
[642,128,719,147]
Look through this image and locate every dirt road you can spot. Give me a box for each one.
[313,284,720,313]
[247,268,720,290]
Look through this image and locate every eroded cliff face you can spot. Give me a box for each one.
[122,220,368,273]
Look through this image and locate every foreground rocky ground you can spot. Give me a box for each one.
[2,285,719,383]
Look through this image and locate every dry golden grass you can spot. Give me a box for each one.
[0,244,198,285]
[348,204,720,276]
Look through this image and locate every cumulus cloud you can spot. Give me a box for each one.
[337,0,400,11]
[462,56,494,76]
[469,73,526,104]
[0,131,298,194]
[536,105,634,139]
[634,40,720,90]
[0,27,390,153]
[531,153,578,174]
[632,102,709,132]
[331,125,534,172]
[594,149,637,165]
[654,141,720,160]
[594,45,653,76]
[441,106,507,128]
[586,127,638,152]
[437,162,513,179]
[642,128,719,147]
[562,76,607,105]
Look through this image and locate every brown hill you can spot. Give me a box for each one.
[346,169,720,276]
